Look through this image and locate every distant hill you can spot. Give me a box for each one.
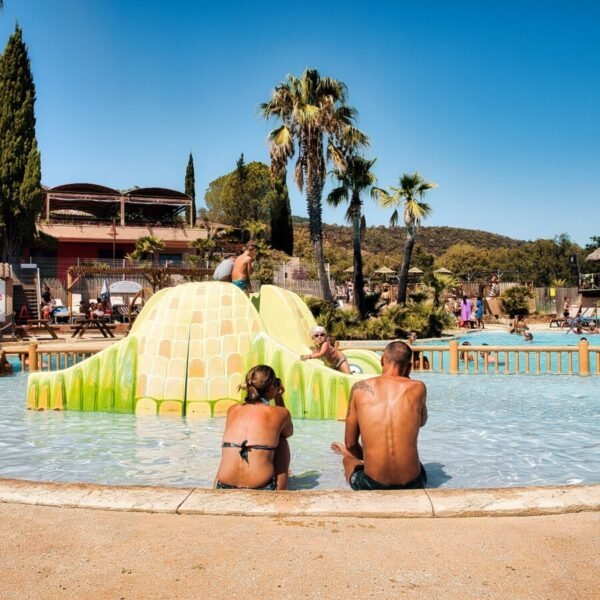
[293,217,526,256]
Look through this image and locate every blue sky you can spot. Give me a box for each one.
[1,1,598,245]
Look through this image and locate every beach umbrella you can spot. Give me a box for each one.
[343,266,354,273]
[374,266,396,274]
[586,248,600,262]
[434,267,453,274]
[408,267,424,274]
[100,279,110,303]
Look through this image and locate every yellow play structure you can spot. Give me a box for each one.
[26,283,381,419]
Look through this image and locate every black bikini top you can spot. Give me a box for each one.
[222,440,277,463]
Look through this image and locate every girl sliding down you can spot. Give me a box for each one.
[300,326,351,374]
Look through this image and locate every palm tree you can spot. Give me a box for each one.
[189,218,231,263]
[377,173,437,305]
[127,235,165,264]
[261,68,368,302]
[423,272,458,308]
[327,156,379,318]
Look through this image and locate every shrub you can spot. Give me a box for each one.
[500,285,535,317]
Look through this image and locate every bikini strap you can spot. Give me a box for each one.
[221,440,277,463]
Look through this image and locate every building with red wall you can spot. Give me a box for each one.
[32,183,210,280]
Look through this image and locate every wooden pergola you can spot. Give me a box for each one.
[44,184,194,227]
[66,264,213,309]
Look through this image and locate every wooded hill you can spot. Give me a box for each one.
[292,217,526,257]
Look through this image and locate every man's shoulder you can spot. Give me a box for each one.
[377,375,426,393]
[351,378,376,396]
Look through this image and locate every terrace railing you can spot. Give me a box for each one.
[341,340,598,376]
[3,338,595,378]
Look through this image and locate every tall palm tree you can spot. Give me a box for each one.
[378,173,437,305]
[327,156,379,318]
[261,68,368,302]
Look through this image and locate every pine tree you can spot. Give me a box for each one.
[0,25,41,260]
[269,173,293,255]
[233,153,247,213]
[184,152,196,225]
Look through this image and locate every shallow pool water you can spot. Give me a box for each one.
[457,330,600,347]
[416,330,600,373]
[1,366,598,490]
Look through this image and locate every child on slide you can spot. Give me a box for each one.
[300,326,351,374]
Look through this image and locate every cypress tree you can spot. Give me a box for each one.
[184,152,196,225]
[0,24,41,260]
[269,173,293,255]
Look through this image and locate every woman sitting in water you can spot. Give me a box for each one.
[300,326,351,374]
[214,366,293,491]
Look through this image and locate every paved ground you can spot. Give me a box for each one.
[1,503,597,599]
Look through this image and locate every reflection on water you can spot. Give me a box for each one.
[1,367,598,490]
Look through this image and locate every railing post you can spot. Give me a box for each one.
[449,340,459,374]
[578,339,590,376]
[28,342,38,372]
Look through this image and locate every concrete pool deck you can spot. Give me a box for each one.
[1,479,598,598]
[1,503,598,599]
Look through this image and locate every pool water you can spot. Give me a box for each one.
[417,330,600,373]
[1,365,598,490]
[457,330,600,347]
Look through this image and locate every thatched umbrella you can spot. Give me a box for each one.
[343,266,354,273]
[434,267,453,274]
[408,267,424,274]
[374,266,396,275]
[586,248,600,262]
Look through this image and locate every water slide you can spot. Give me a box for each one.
[27,282,381,420]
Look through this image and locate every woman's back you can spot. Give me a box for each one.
[217,403,291,488]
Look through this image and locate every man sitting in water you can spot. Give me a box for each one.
[214,366,292,490]
[231,242,258,294]
[331,341,428,490]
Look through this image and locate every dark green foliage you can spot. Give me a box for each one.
[268,172,293,255]
[500,285,535,317]
[204,159,272,229]
[300,293,453,340]
[0,25,41,259]
[584,236,600,253]
[185,152,196,225]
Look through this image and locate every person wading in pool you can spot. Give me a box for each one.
[214,366,293,490]
[231,242,258,294]
[331,341,428,490]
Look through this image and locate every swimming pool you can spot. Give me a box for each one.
[457,330,600,347]
[415,330,600,374]
[1,367,598,490]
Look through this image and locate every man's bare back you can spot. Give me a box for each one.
[231,243,258,293]
[332,341,428,490]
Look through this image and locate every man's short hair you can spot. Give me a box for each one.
[383,341,412,368]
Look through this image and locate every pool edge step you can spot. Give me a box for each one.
[0,478,598,518]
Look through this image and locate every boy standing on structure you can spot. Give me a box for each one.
[231,242,258,294]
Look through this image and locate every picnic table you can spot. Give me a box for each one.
[70,318,115,339]
[25,319,59,340]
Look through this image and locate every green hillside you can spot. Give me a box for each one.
[294,219,526,257]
